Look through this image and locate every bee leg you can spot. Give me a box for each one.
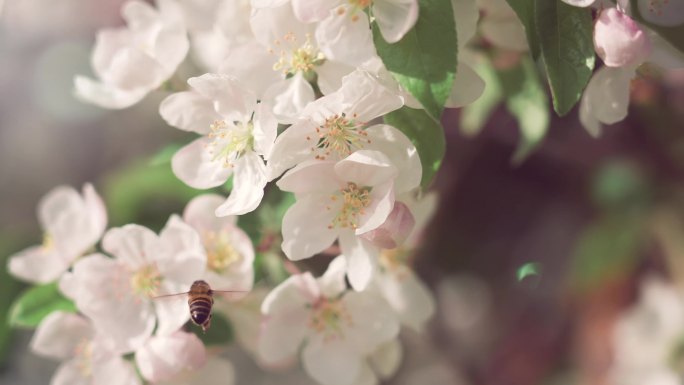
[202,314,212,333]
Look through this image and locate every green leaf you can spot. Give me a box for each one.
[499,57,549,163]
[195,312,233,345]
[104,161,202,228]
[8,283,77,328]
[384,107,446,187]
[460,59,503,136]
[148,143,183,166]
[517,262,541,281]
[506,0,541,59]
[569,212,645,292]
[373,0,458,120]
[535,0,595,116]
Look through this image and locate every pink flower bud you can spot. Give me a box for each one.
[594,8,651,68]
[361,202,415,249]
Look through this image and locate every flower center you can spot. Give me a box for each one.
[207,120,254,168]
[379,247,413,280]
[307,113,371,161]
[41,233,54,251]
[204,231,242,274]
[341,0,372,21]
[327,182,372,230]
[272,33,325,78]
[130,264,161,298]
[308,298,352,340]
[646,0,668,17]
[74,339,93,378]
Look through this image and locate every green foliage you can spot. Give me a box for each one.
[569,212,646,291]
[148,143,183,166]
[104,159,202,229]
[505,0,541,59]
[195,312,233,345]
[499,57,549,163]
[384,107,446,188]
[535,0,595,116]
[8,282,77,328]
[460,60,503,137]
[517,262,541,282]
[373,0,458,120]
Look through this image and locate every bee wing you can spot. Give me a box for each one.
[211,289,249,301]
[152,292,189,300]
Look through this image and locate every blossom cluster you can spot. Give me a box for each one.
[7,0,684,384]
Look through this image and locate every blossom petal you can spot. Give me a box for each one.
[258,274,316,363]
[343,291,399,353]
[317,60,356,95]
[369,339,402,380]
[172,137,233,189]
[292,0,341,22]
[582,66,633,126]
[361,201,415,249]
[250,3,314,48]
[168,357,236,385]
[339,231,378,291]
[219,41,282,97]
[445,61,485,108]
[188,73,256,122]
[356,180,395,235]
[183,194,238,232]
[281,195,339,261]
[215,152,267,216]
[340,70,404,122]
[637,0,684,27]
[82,183,107,240]
[253,102,279,158]
[8,246,69,284]
[266,120,322,181]
[318,256,348,298]
[277,160,340,194]
[560,0,595,6]
[480,15,528,51]
[157,215,207,285]
[372,0,419,44]
[91,353,142,385]
[316,9,376,67]
[153,282,191,336]
[159,91,220,135]
[263,73,316,124]
[135,331,207,383]
[262,272,320,315]
[376,267,435,331]
[102,224,160,269]
[69,254,155,353]
[646,28,684,70]
[452,0,478,48]
[258,306,310,364]
[302,334,362,385]
[334,150,398,188]
[30,312,92,360]
[365,124,421,194]
[51,360,93,385]
[74,75,148,109]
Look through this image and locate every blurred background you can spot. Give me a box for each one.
[2,1,684,385]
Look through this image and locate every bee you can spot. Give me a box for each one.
[154,280,244,333]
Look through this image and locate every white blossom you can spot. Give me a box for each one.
[8,183,106,284]
[30,312,140,385]
[160,74,277,216]
[258,256,400,385]
[182,194,255,292]
[60,216,206,352]
[74,0,189,109]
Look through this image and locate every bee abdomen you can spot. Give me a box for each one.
[189,297,213,326]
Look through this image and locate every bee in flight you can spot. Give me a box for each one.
[154,280,244,333]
